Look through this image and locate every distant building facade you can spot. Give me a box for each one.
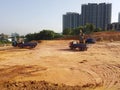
[63,12,81,30]
[81,3,98,27]
[118,13,120,23]
[0,33,8,40]
[11,33,19,41]
[107,22,120,31]
[62,3,112,32]
[81,3,112,29]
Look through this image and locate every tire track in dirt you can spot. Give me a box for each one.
[91,64,120,89]
[78,58,120,89]
[77,62,103,87]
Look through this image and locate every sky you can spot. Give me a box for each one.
[0,0,120,35]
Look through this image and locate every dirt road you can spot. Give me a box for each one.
[0,40,120,90]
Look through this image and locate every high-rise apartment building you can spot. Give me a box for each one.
[81,3,112,29]
[118,13,120,23]
[81,3,98,27]
[63,12,80,30]
[62,3,112,32]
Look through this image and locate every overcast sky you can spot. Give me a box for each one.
[0,0,119,35]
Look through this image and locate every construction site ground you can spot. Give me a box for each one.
[0,39,120,90]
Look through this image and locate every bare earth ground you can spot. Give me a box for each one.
[0,40,120,90]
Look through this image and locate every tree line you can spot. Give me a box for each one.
[25,24,102,41]
[63,23,102,35]
[25,30,63,41]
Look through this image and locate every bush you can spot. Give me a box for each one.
[25,30,63,41]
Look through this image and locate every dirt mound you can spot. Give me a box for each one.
[58,31,120,41]
[90,31,120,41]
[0,80,100,90]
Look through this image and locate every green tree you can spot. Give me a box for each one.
[94,28,102,32]
[25,33,35,41]
[72,26,84,35]
[63,28,72,35]
[25,30,63,41]
[54,33,63,38]
[39,30,55,40]
[84,23,95,34]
